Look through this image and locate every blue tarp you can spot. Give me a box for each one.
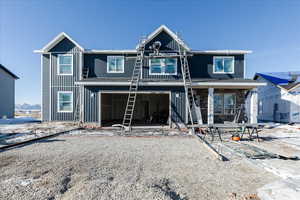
[256,72,300,86]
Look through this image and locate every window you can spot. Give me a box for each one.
[214,94,224,114]
[224,94,235,114]
[107,56,124,73]
[149,58,177,75]
[213,57,234,74]
[57,91,73,112]
[57,54,73,75]
[214,93,236,115]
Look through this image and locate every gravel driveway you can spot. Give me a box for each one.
[0,135,277,200]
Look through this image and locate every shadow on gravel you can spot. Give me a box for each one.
[0,139,65,153]
[153,178,188,200]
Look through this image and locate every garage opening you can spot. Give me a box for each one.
[101,93,170,126]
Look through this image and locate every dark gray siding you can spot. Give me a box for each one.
[49,38,77,52]
[144,30,181,51]
[45,38,82,121]
[189,54,244,79]
[82,31,245,81]
[83,87,99,122]
[141,30,183,80]
[84,54,136,78]
[83,86,185,125]
[84,53,183,81]
[42,54,50,121]
[83,53,245,80]
[0,68,15,118]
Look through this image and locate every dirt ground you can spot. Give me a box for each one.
[0,134,278,200]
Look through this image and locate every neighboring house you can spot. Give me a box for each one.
[254,72,300,123]
[0,64,19,118]
[34,25,264,127]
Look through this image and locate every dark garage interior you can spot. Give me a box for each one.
[101,93,170,126]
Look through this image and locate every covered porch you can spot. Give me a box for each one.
[190,80,265,124]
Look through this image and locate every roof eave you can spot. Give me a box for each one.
[137,25,191,51]
[35,32,84,54]
[191,50,252,54]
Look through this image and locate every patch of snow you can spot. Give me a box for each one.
[258,178,300,200]
[0,117,40,125]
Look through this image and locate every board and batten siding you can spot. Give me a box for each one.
[0,67,15,118]
[83,86,186,126]
[83,54,136,78]
[43,37,82,121]
[189,54,245,79]
[42,54,50,121]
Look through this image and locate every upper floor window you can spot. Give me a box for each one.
[57,54,73,75]
[213,56,234,74]
[214,93,236,115]
[149,58,177,75]
[57,91,73,112]
[107,56,124,73]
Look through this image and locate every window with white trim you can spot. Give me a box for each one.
[57,54,73,75]
[107,56,124,73]
[213,56,234,74]
[149,58,177,75]
[214,93,236,115]
[57,91,73,112]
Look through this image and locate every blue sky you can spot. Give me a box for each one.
[1,0,300,104]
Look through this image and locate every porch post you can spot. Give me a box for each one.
[208,88,214,125]
[250,88,258,124]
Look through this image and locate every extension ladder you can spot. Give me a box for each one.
[178,44,203,132]
[122,41,145,130]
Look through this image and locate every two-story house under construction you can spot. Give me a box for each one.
[34,25,264,128]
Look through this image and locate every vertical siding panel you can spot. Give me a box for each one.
[42,54,50,121]
[48,43,81,122]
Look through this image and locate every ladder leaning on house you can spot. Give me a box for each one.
[177,42,203,133]
[121,39,145,131]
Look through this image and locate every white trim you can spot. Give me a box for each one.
[35,49,252,55]
[49,53,52,121]
[99,91,101,126]
[40,54,43,121]
[106,56,125,73]
[85,50,137,54]
[57,54,73,76]
[213,56,235,74]
[100,91,170,94]
[79,52,83,80]
[82,86,85,121]
[192,50,252,54]
[138,25,191,51]
[168,91,172,128]
[149,57,177,75]
[75,81,266,87]
[57,91,73,113]
[287,83,300,91]
[244,55,246,78]
[40,32,84,52]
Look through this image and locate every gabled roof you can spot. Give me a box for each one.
[0,64,19,79]
[255,71,300,91]
[34,32,84,53]
[34,25,251,55]
[137,25,191,51]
